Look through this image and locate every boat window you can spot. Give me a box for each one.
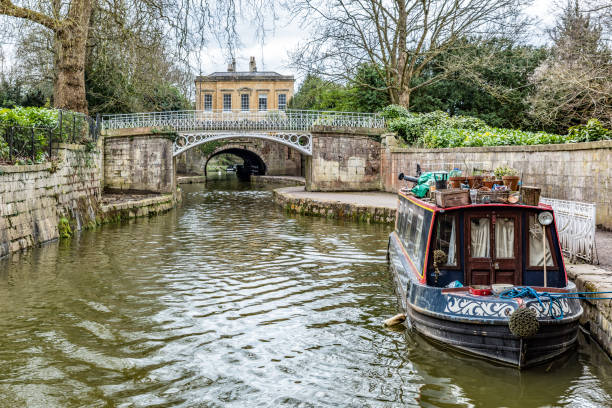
[435,214,457,266]
[470,218,490,258]
[495,217,515,258]
[409,214,424,260]
[528,215,554,266]
[396,199,406,236]
[403,206,414,250]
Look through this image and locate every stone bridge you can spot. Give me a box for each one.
[101,109,386,193]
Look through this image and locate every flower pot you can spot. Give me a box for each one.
[449,176,464,189]
[467,175,483,189]
[502,175,520,191]
[483,180,495,189]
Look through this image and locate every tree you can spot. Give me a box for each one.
[410,38,547,129]
[0,0,264,113]
[528,1,612,132]
[289,0,530,108]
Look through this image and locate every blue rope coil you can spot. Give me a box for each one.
[500,287,612,320]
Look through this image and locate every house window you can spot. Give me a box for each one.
[258,94,267,111]
[223,94,232,111]
[278,94,287,110]
[203,94,212,111]
[241,94,249,111]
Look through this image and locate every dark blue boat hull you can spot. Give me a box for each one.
[388,232,583,369]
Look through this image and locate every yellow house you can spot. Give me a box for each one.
[195,57,295,112]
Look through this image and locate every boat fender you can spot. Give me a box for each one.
[508,307,539,338]
[383,314,406,327]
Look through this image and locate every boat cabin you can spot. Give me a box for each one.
[394,192,566,288]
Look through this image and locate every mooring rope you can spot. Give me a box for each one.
[500,286,612,320]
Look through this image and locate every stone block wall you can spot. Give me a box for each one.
[307,126,384,191]
[381,139,612,229]
[0,143,102,258]
[104,128,175,193]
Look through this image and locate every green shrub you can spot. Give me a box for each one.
[567,119,611,143]
[380,104,410,120]
[417,126,567,148]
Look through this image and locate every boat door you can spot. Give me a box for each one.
[465,212,521,285]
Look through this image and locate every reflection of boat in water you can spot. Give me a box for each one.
[402,329,610,407]
[387,173,582,369]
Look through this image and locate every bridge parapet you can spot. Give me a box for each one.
[101,109,385,132]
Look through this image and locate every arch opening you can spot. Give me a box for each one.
[204,148,267,179]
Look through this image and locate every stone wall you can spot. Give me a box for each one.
[103,128,175,193]
[381,138,612,229]
[0,143,102,258]
[306,126,384,191]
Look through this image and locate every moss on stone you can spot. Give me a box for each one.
[58,217,72,239]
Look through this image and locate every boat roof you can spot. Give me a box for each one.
[398,189,553,213]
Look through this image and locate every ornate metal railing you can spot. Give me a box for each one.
[101,109,385,131]
[540,197,598,264]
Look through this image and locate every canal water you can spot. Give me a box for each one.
[1,177,611,407]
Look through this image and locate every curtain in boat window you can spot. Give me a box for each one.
[495,218,515,258]
[471,218,490,258]
[529,215,554,266]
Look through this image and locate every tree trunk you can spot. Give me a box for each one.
[398,88,410,108]
[52,0,92,114]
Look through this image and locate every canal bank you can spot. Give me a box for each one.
[0,141,180,258]
[273,185,396,224]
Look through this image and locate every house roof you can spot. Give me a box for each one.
[195,71,295,82]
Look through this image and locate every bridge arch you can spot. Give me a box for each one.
[173,132,312,157]
[203,143,268,177]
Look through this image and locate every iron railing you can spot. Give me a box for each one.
[101,109,385,131]
[540,197,598,264]
[0,111,100,165]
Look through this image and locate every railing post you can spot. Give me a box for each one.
[7,127,13,162]
[48,128,53,159]
[31,128,35,162]
[72,115,76,143]
[58,110,63,142]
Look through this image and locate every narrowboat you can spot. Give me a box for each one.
[387,176,583,369]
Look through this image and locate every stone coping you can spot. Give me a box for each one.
[311,125,386,136]
[566,263,612,358]
[251,175,305,185]
[389,140,612,154]
[102,127,176,137]
[100,194,174,212]
[177,175,207,184]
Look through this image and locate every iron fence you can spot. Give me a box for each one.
[101,109,386,131]
[540,197,598,264]
[0,111,100,165]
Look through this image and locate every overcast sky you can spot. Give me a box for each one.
[1,0,560,83]
[197,0,559,80]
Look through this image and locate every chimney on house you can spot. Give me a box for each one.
[249,56,257,72]
[227,58,236,72]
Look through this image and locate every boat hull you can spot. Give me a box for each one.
[388,233,583,369]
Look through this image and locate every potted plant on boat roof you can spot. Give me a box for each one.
[466,168,484,189]
[448,168,464,189]
[482,171,496,189]
[494,165,520,191]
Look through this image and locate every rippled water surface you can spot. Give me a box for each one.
[1,177,612,407]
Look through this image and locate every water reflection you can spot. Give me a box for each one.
[0,177,610,407]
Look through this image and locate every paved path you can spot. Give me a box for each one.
[277,186,398,209]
